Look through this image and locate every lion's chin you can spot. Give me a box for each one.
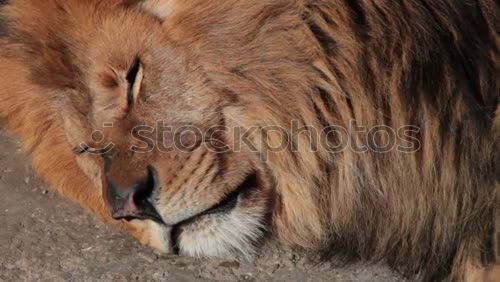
[138,172,270,260]
[173,203,268,260]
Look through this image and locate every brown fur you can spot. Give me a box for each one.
[0,0,498,280]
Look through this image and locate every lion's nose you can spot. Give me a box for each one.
[106,166,163,223]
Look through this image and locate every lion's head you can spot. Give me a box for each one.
[48,0,349,260]
[20,0,279,259]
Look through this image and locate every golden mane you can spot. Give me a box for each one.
[156,0,499,279]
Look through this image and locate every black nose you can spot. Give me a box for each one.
[106,166,164,223]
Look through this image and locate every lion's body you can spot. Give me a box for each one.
[0,0,498,280]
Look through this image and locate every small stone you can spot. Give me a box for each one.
[152,271,169,280]
[219,261,240,269]
[81,246,93,252]
[240,274,254,281]
[175,261,187,268]
[24,177,30,184]
[139,252,157,263]
[271,264,281,273]
[42,190,48,195]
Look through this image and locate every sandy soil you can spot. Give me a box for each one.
[0,129,405,281]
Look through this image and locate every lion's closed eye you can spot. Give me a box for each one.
[91,57,144,122]
[126,57,143,108]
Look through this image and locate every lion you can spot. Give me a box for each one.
[0,0,498,280]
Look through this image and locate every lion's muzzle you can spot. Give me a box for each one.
[104,162,164,224]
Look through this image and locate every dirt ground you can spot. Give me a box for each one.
[0,129,405,281]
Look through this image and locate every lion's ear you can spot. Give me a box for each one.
[132,0,178,21]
